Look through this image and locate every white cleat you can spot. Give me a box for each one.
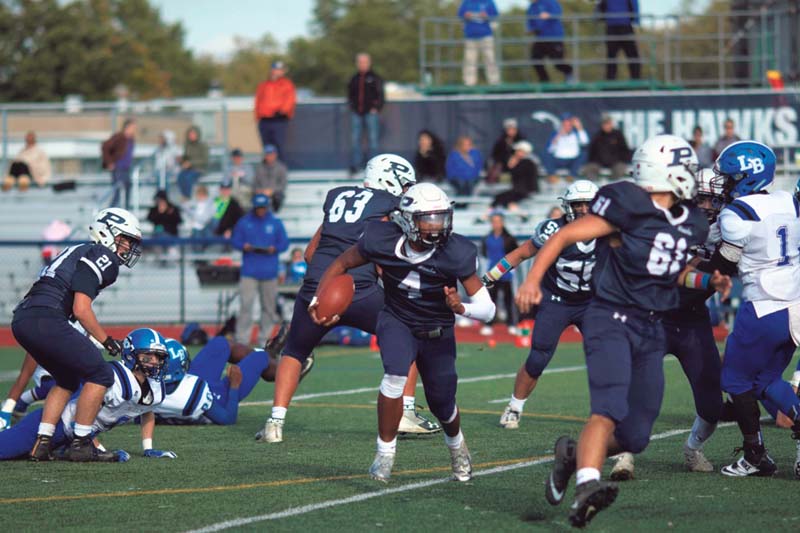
[255,418,283,443]
[499,404,520,429]
[609,452,635,481]
[683,443,714,472]
[449,440,473,482]
[398,409,442,435]
[369,452,396,483]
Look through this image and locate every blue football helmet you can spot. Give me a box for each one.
[122,328,169,380]
[163,338,190,385]
[714,140,776,201]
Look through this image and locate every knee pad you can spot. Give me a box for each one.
[524,349,551,378]
[85,362,115,388]
[379,374,406,399]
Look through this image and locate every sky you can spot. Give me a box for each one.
[151,0,708,59]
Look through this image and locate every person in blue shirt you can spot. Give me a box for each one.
[527,0,573,83]
[480,212,518,336]
[231,193,290,346]
[597,0,641,80]
[458,0,500,86]
[445,135,484,197]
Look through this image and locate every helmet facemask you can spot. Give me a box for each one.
[399,209,453,249]
[562,200,591,222]
[114,232,142,268]
[129,349,168,380]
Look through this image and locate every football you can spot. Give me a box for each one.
[315,274,355,320]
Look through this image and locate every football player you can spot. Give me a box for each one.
[311,183,496,482]
[11,207,141,461]
[517,135,727,527]
[483,180,598,430]
[0,328,173,461]
[258,154,441,444]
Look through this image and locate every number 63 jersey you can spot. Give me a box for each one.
[589,181,709,312]
[531,216,596,303]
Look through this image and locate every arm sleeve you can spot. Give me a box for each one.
[577,128,589,145]
[718,208,753,247]
[282,82,297,117]
[203,390,240,426]
[550,0,563,16]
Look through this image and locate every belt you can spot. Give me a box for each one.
[411,327,448,340]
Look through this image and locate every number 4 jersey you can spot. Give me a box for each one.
[531,216,596,303]
[590,181,709,311]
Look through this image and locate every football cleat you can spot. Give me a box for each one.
[721,451,777,477]
[63,436,121,462]
[265,321,290,360]
[299,352,315,383]
[449,440,473,482]
[369,452,396,483]
[683,444,714,473]
[499,404,521,429]
[398,408,442,435]
[568,480,619,528]
[609,452,635,481]
[545,436,577,506]
[255,418,284,443]
[29,434,54,462]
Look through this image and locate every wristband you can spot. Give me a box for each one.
[1,399,16,414]
[683,271,711,290]
[142,438,153,451]
[486,258,512,282]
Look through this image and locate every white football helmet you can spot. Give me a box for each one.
[631,134,699,200]
[89,207,143,268]
[694,168,726,222]
[559,180,599,221]
[392,183,453,248]
[364,153,417,197]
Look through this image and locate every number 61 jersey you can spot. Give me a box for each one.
[590,181,709,311]
[531,216,596,303]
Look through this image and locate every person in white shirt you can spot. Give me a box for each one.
[543,114,588,183]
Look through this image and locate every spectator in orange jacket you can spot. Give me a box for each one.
[254,60,297,159]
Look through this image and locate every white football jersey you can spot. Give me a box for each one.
[718,190,800,317]
[154,374,214,423]
[61,361,166,437]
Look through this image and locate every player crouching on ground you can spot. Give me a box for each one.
[310,183,495,482]
[0,328,174,461]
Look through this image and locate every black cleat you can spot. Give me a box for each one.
[299,352,315,382]
[29,434,54,462]
[721,447,777,477]
[545,436,577,506]
[63,436,120,462]
[265,321,290,360]
[568,480,619,528]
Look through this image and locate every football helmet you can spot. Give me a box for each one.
[392,183,453,248]
[122,328,169,380]
[364,154,417,197]
[559,180,599,221]
[631,134,698,200]
[714,140,776,201]
[163,338,190,385]
[695,168,726,222]
[89,208,143,268]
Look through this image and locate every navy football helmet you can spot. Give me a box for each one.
[163,338,190,385]
[714,140,775,201]
[122,328,169,380]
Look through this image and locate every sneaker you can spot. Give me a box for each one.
[545,436,577,506]
[609,452,635,481]
[265,321,290,360]
[369,452,396,483]
[255,418,284,443]
[449,440,472,482]
[683,443,714,472]
[63,436,120,462]
[721,451,777,477]
[29,434,54,462]
[398,408,442,435]
[568,480,619,528]
[299,352,315,383]
[499,404,521,429]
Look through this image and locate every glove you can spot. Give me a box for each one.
[143,449,178,459]
[0,411,11,432]
[115,449,131,462]
[480,273,495,289]
[103,336,123,357]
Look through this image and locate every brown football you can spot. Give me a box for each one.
[316,274,355,320]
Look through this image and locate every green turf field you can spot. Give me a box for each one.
[1,342,799,532]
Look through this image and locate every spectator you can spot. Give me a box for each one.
[231,193,290,346]
[446,135,484,197]
[153,130,181,191]
[527,0,574,83]
[480,212,519,336]
[597,0,641,80]
[3,131,51,192]
[213,179,246,239]
[147,190,182,238]
[347,52,385,175]
[101,118,136,208]
[543,113,588,182]
[492,141,539,209]
[582,114,631,181]
[489,118,526,181]
[227,148,255,209]
[281,248,307,285]
[713,118,741,160]
[414,129,446,182]
[547,205,564,219]
[253,144,288,212]
[689,125,714,168]
[458,0,501,86]
[177,126,209,201]
[186,185,216,250]
[254,60,297,158]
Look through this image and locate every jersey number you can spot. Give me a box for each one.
[646,233,687,276]
[556,258,594,292]
[38,245,81,279]
[328,190,374,223]
[399,271,422,299]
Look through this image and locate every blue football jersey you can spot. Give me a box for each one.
[590,181,709,312]
[357,221,478,328]
[299,186,399,302]
[531,216,596,302]
[16,243,120,318]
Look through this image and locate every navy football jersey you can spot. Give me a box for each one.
[16,243,120,318]
[531,216,596,303]
[357,221,478,329]
[589,181,709,312]
[299,186,399,302]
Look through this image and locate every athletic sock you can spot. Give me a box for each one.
[444,430,464,450]
[377,436,397,455]
[575,467,601,485]
[403,396,415,411]
[509,395,527,413]
[271,406,287,421]
[686,416,716,450]
[37,422,55,437]
[20,389,36,405]
[73,423,93,438]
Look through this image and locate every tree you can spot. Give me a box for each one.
[216,35,282,96]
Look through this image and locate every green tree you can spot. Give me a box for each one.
[217,35,282,96]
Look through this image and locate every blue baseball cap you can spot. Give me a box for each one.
[252,194,270,208]
[263,144,277,155]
